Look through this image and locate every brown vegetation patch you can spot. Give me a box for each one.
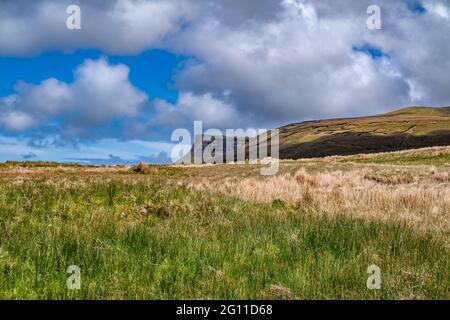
[265,284,295,299]
[134,162,149,173]
[364,172,415,185]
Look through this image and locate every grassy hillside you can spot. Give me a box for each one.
[181,106,450,163]
[385,106,450,116]
[277,106,450,159]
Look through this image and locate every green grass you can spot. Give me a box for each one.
[0,178,448,299]
[386,106,450,116]
[0,161,90,168]
[340,149,450,166]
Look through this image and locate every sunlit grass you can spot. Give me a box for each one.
[0,178,448,299]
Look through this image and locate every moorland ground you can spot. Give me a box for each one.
[0,147,449,299]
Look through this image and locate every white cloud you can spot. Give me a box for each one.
[0,58,148,137]
[71,58,147,123]
[153,92,239,128]
[12,78,72,116]
[1,0,450,134]
[424,1,450,20]
[171,1,412,126]
[165,0,450,127]
[0,0,198,55]
[0,111,36,132]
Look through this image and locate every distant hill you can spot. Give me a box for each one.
[276,106,450,159]
[181,106,450,162]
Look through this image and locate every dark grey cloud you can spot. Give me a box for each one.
[0,0,197,55]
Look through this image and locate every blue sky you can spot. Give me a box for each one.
[0,0,449,164]
[0,49,184,103]
[0,49,184,163]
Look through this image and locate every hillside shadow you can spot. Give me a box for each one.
[280,130,450,159]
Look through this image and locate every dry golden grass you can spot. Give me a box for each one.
[1,146,449,236]
[194,166,450,235]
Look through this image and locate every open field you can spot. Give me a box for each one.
[0,147,449,299]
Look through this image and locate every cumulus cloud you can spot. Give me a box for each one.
[0,0,198,55]
[153,92,240,128]
[1,0,450,140]
[424,2,450,20]
[170,0,450,127]
[0,58,148,139]
[0,111,36,132]
[69,59,148,123]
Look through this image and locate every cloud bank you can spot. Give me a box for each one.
[1,0,449,145]
[0,0,197,55]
